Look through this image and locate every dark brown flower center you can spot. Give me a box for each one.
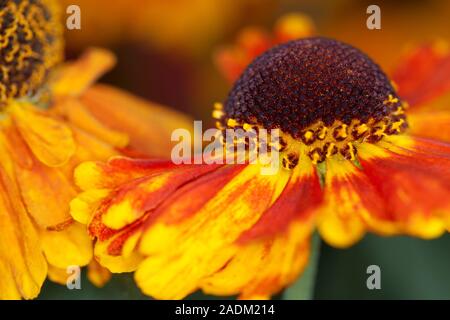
[0,0,63,104]
[222,37,403,139]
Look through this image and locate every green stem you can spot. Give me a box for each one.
[283,232,321,300]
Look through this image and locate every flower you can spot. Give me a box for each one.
[71,15,450,299]
[0,0,191,299]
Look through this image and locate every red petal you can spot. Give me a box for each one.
[392,43,450,107]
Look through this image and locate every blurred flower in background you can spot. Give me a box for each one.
[0,0,191,299]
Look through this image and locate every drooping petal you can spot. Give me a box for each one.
[358,137,450,238]
[80,84,194,157]
[53,98,129,148]
[0,139,47,299]
[317,157,397,248]
[201,222,311,299]
[135,165,290,299]
[87,260,112,287]
[392,41,450,108]
[9,103,75,167]
[51,48,116,98]
[41,222,93,269]
[239,161,322,242]
[1,124,75,228]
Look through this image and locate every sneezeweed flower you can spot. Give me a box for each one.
[0,0,191,299]
[71,18,450,299]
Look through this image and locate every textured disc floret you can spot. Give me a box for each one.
[0,0,63,104]
[223,37,404,136]
[215,37,408,165]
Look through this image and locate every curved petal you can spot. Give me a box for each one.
[51,48,116,98]
[135,165,289,299]
[317,158,396,248]
[41,222,93,269]
[201,222,311,299]
[2,124,74,228]
[80,84,194,158]
[239,161,322,242]
[0,139,47,299]
[9,103,75,167]
[358,138,450,238]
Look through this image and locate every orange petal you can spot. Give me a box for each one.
[0,139,47,299]
[80,84,193,158]
[87,260,112,287]
[47,265,70,286]
[9,103,75,167]
[2,125,74,228]
[393,41,450,108]
[53,98,129,148]
[408,110,450,143]
[358,139,450,238]
[51,48,116,97]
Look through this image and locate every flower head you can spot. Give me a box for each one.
[0,0,191,299]
[72,15,450,299]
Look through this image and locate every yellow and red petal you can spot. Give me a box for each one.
[317,157,398,248]
[239,161,321,242]
[393,41,450,108]
[358,138,450,238]
[201,222,311,299]
[135,165,289,299]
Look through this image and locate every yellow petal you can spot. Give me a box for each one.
[317,158,367,248]
[87,260,112,287]
[10,103,75,167]
[0,138,47,299]
[42,222,93,269]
